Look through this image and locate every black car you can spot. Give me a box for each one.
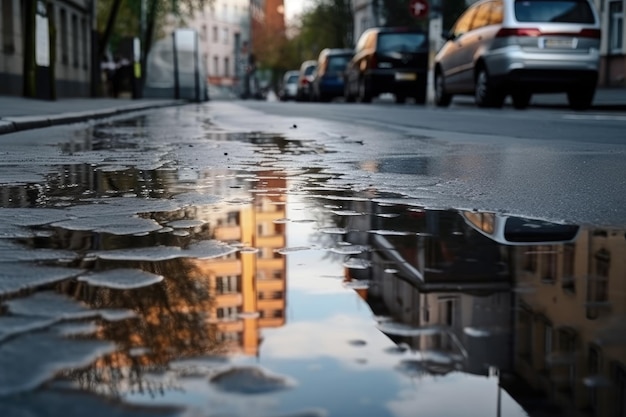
[344,27,429,104]
[310,48,354,102]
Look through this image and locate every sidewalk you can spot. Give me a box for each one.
[0,96,185,135]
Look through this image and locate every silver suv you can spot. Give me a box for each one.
[433,0,601,109]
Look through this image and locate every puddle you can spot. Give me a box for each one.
[0,115,623,417]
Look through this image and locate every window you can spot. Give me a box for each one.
[472,2,493,30]
[216,306,240,320]
[224,57,229,77]
[586,248,610,319]
[541,245,557,283]
[81,18,88,69]
[562,243,576,293]
[216,275,240,294]
[453,6,479,36]
[71,14,78,67]
[213,55,218,76]
[609,1,623,53]
[514,0,595,23]
[212,26,218,42]
[2,0,15,53]
[60,8,68,64]
[223,27,228,44]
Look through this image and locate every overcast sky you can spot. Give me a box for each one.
[284,0,312,23]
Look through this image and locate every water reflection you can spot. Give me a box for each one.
[0,116,624,416]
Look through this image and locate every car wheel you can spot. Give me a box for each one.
[475,68,504,108]
[395,94,406,104]
[567,86,595,110]
[434,70,452,107]
[511,91,531,109]
[358,77,372,103]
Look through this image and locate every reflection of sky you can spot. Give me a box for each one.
[125,189,529,417]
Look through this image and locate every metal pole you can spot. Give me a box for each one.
[172,31,180,99]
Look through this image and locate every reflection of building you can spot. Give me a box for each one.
[344,202,513,376]
[513,227,626,417]
[192,171,287,356]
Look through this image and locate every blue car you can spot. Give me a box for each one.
[310,48,354,102]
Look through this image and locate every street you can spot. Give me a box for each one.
[0,101,624,417]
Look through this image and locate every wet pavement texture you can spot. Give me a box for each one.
[0,106,624,417]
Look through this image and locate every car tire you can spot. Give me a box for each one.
[395,93,406,104]
[358,77,372,103]
[434,70,452,107]
[475,68,504,108]
[567,86,595,110]
[511,91,531,109]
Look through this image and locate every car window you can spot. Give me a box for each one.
[489,0,504,25]
[287,74,298,83]
[327,55,351,72]
[377,33,427,52]
[471,2,493,30]
[304,65,316,76]
[453,6,479,36]
[514,0,596,23]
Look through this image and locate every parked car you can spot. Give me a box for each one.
[279,70,299,101]
[296,60,318,101]
[433,0,601,110]
[344,27,429,104]
[310,48,354,102]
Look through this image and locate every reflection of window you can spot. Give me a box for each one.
[541,245,557,283]
[586,249,610,319]
[518,306,533,362]
[562,243,576,294]
[217,331,242,343]
[588,345,602,413]
[471,2,492,29]
[556,328,578,395]
[611,362,626,417]
[525,245,538,272]
[609,1,624,53]
[216,275,240,294]
[2,0,14,53]
[216,306,240,320]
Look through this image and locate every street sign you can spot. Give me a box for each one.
[410,0,429,18]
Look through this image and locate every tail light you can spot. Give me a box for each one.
[496,28,541,37]
[496,27,601,39]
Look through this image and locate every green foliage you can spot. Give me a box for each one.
[284,0,353,68]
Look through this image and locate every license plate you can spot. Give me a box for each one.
[395,72,417,81]
[541,38,576,49]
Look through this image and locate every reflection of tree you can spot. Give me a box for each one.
[57,256,227,398]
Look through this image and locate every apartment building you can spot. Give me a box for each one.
[0,0,95,97]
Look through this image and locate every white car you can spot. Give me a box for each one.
[433,0,601,109]
[279,70,299,101]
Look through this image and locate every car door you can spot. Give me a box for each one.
[439,5,479,91]
[455,1,496,91]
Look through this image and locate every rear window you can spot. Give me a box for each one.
[287,74,298,83]
[304,65,316,76]
[514,0,595,23]
[377,33,427,52]
[327,55,351,72]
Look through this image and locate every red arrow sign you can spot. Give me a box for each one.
[410,0,429,18]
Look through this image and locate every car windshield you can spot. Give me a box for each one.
[377,33,427,52]
[327,55,351,72]
[514,0,595,23]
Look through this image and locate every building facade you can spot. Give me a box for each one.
[0,0,95,98]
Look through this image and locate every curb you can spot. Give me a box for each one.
[0,100,185,136]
